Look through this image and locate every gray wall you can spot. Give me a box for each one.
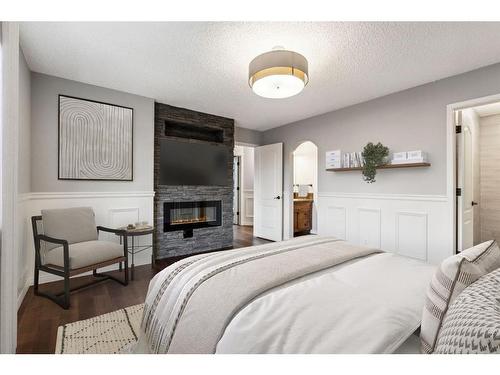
[18,48,31,194]
[262,62,500,196]
[30,73,154,192]
[235,126,262,145]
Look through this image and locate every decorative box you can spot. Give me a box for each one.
[392,152,407,161]
[407,150,427,160]
[325,150,341,169]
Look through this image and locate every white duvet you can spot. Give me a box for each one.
[215,252,435,354]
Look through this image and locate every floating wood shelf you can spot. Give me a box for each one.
[326,162,431,172]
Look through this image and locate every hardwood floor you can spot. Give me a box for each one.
[16,225,269,354]
[233,224,269,248]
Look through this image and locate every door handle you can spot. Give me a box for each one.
[472,201,479,206]
[274,196,281,200]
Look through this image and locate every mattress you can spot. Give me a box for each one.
[216,252,435,353]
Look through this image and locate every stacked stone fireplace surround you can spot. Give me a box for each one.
[154,102,234,260]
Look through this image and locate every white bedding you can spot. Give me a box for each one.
[216,252,435,354]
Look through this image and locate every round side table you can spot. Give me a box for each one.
[117,226,154,280]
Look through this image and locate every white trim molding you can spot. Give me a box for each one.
[28,191,155,200]
[318,192,448,202]
[1,21,20,354]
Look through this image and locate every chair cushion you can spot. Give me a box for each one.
[44,240,124,270]
[420,240,500,353]
[41,207,98,250]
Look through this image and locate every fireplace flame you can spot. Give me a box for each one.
[171,217,209,225]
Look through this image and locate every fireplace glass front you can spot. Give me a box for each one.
[163,200,222,232]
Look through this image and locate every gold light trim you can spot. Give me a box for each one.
[248,66,309,87]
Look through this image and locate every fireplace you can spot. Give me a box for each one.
[164,201,222,237]
[154,102,233,259]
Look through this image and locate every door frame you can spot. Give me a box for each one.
[1,22,20,354]
[291,140,318,237]
[456,112,475,251]
[447,92,500,254]
[234,141,257,227]
[233,155,241,225]
[277,139,319,240]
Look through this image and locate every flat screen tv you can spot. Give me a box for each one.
[159,139,229,186]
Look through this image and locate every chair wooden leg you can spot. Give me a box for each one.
[124,259,129,285]
[63,273,70,309]
[34,266,40,295]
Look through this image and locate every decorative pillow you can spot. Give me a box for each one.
[420,240,500,353]
[434,267,500,354]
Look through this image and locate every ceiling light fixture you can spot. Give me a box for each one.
[248,46,309,99]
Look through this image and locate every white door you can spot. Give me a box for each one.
[457,110,474,251]
[254,143,283,241]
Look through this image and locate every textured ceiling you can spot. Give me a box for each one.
[19,22,500,131]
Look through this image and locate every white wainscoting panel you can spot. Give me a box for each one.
[18,191,154,297]
[102,207,141,243]
[242,189,254,226]
[321,206,346,240]
[358,208,381,248]
[17,195,32,308]
[317,192,451,264]
[109,207,140,228]
[396,212,428,261]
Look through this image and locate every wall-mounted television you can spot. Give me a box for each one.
[159,139,229,186]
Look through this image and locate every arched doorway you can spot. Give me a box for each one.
[292,141,318,237]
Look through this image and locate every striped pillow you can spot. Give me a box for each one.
[420,240,500,353]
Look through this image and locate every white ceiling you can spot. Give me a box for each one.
[19,22,500,131]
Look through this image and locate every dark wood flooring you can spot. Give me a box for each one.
[16,225,269,354]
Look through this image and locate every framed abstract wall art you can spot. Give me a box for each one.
[58,95,133,181]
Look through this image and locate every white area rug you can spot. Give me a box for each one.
[55,303,144,354]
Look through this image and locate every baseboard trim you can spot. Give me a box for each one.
[17,278,31,309]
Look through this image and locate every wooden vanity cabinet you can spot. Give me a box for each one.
[294,200,313,235]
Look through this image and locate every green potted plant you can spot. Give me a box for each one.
[361,142,389,183]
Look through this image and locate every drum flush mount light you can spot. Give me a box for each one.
[248,46,309,99]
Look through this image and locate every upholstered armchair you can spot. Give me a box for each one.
[31,207,129,309]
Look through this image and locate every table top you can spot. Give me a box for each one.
[117,226,154,235]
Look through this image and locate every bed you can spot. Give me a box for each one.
[134,235,435,354]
